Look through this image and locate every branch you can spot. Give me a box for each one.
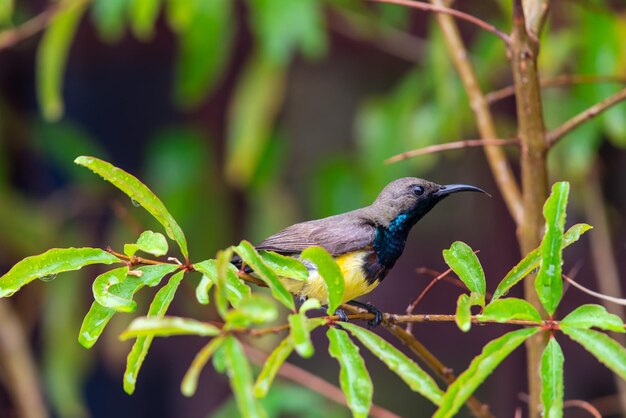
[367,0,510,44]
[547,87,626,146]
[563,399,602,418]
[486,74,626,104]
[244,344,403,418]
[429,0,524,226]
[0,4,60,50]
[385,139,518,164]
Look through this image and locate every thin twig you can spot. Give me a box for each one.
[385,139,518,164]
[563,399,602,418]
[244,344,403,418]
[547,87,626,146]
[367,0,510,44]
[563,275,626,307]
[429,0,524,226]
[405,268,453,333]
[486,74,626,104]
[0,4,59,50]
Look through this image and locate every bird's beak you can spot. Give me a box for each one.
[434,184,491,198]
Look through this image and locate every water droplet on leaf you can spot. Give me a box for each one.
[39,274,58,282]
[131,198,141,207]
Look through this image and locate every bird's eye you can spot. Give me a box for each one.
[412,185,424,196]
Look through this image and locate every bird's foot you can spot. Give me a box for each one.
[331,309,349,329]
[347,300,383,328]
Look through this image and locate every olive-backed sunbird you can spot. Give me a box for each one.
[241,177,486,325]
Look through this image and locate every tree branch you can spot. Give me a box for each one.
[547,87,626,146]
[486,74,626,104]
[0,4,60,50]
[385,139,518,163]
[367,0,510,44]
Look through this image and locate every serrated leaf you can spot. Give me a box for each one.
[535,182,570,315]
[225,53,286,187]
[120,316,220,340]
[75,156,189,259]
[226,294,278,329]
[78,264,177,348]
[561,326,626,381]
[181,336,225,397]
[36,0,87,121]
[92,267,136,312]
[541,338,564,418]
[194,258,251,310]
[479,298,542,323]
[561,304,625,332]
[254,337,294,398]
[128,0,160,40]
[195,274,213,305]
[443,242,485,297]
[173,0,233,108]
[492,223,592,301]
[259,250,309,281]
[434,327,539,418]
[223,336,266,418]
[124,270,185,394]
[327,327,372,418]
[342,323,443,405]
[301,246,344,314]
[455,294,472,332]
[233,241,294,310]
[135,230,168,256]
[1,247,119,298]
[288,314,314,358]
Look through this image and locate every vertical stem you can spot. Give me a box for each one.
[510,1,549,417]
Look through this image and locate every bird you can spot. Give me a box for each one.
[240,177,487,326]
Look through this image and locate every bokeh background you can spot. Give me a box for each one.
[1,0,626,417]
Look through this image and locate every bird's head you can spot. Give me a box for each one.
[368,177,488,228]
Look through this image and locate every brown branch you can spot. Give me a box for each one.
[486,74,626,104]
[244,344,403,418]
[429,0,524,226]
[367,0,510,44]
[405,268,453,333]
[547,87,626,146]
[385,139,518,164]
[563,399,602,418]
[0,4,59,50]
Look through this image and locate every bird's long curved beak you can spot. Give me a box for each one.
[434,184,491,198]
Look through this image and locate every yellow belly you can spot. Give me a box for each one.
[279,250,380,304]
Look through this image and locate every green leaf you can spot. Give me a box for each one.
[342,323,443,405]
[173,0,233,108]
[181,336,225,397]
[120,316,220,340]
[78,264,177,348]
[561,304,625,332]
[128,0,160,40]
[301,246,344,314]
[299,298,321,313]
[479,298,542,323]
[535,182,570,315]
[233,241,294,310]
[92,268,136,312]
[327,327,372,418]
[223,336,266,418]
[124,270,185,394]
[226,294,278,329]
[434,327,539,418]
[135,230,168,256]
[225,53,286,187]
[443,241,485,298]
[0,0,13,26]
[259,251,309,281]
[91,0,127,42]
[75,156,189,259]
[1,247,119,298]
[541,338,564,418]
[36,0,87,121]
[455,294,472,332]
[288,314,314,358]
[492,223,592,301]
[194,258,251,309]
[254,337,294,398]
[195,274,213,305]
[561,326,626,381]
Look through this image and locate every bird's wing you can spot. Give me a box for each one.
[255,212,376,256]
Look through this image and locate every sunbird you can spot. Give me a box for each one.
[242,178,486,326]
